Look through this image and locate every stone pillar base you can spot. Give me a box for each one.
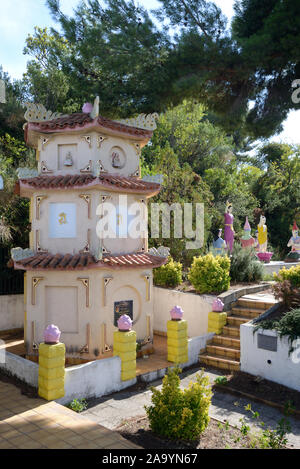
[167,319,188,363]
[38,342,65,400]
[207,312,227,334]
[113,330,136,381]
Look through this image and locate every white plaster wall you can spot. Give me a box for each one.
[263,261,299,275]
[30,188,146,256]
[57,356,136,405]
[38,131,139,178]
[0,351,38,387]
[0,294,24,331]
[153,287,215,337]
[240,322,300,392]
[25,267,153,357]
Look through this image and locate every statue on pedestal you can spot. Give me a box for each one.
[285,221,300,263]
[212,228,226,255]
[257,215,268,253]
[240,217,256,249]
[224,201,234,253]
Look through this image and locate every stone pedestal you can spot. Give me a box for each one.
[113,330,136,381]
[38,342,65,400]
[167,319,188,363]
[207,311,227,334]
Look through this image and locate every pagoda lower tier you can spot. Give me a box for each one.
[14,252,166,362]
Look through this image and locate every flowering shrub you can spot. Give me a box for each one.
[145,367,212,441]
[188,253,230,294]
[273,264,300,287]
[153,257,182,288]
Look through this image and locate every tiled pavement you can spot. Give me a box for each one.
[0,380,140,449]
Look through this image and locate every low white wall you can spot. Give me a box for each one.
[0,294,24,331]
[153,287,215,337]
[240,322,300,392]
[0,351,38,387]
[263,261,299,275]
[186,334,214,367]
[57,356,136,405]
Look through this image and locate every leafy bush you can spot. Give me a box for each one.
[214,376,228,386]
[145,367,212,441]
[66,398,88,413]
[188,253,230,294]
[273,264,300,287]
[153,257,182,288]
[272,280,300,309]
[230,244,264,283]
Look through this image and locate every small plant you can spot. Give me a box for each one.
[272,280,300,309]
[273,264,300,287]
[188,253,230,294]
[256,308,300,354]
[145,367,212,441]
[230,244,263,283]
[153,256,182,288]
[218,403,290,449]
[214,376,228,386]
[66,398,88,413]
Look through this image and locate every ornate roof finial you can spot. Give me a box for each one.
[24,102,65,122]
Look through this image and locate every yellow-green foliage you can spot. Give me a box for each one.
[188,253,230,294]
[145,367,212,441]
[153,257,182,288]
[273,265,300,287]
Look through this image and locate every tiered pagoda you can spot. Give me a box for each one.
[12,98,166,362]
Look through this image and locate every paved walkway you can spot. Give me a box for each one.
[0,380,139,449]
[83,367,300,449]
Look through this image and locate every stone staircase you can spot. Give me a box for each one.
[200,294,276,372]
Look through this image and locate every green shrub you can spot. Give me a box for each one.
[66,398,88,413]
[273,264,300,287]
[230,244,264,283]
[214,376,228,386]
[153,257,182,288]
[188,253,230,294]
[272,280,300,309]
[145,367,212,441]
[255,308,300,354]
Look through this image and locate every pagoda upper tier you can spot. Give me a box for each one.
[23,99,158,180]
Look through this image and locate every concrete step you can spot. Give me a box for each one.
[223,325,240,338]
[227,315,251,327]
[206,344,240,361]
[211,335,240,350]
[231,306,264,319]
[200,353,240,372]
[237,298,276,310]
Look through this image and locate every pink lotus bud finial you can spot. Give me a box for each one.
[44,324,61,344]
[82,102,93,113]
[118,314,132,331]
[170,305,184,320]
[212,298,224,312]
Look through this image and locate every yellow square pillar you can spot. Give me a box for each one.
[113,330,136,381]
[38,343,65,400]
[167,319,188,363]
[207,311,227,334]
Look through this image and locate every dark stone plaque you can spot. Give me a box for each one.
[257,333,277,352]
[114,300,133,327]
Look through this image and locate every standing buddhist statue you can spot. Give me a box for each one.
[224,201,234,253]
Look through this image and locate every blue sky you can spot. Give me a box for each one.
[0,0,298,144]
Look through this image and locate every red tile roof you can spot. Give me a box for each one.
[16,174,160,196]
[14,252,166,271]
[25,112,153,146]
